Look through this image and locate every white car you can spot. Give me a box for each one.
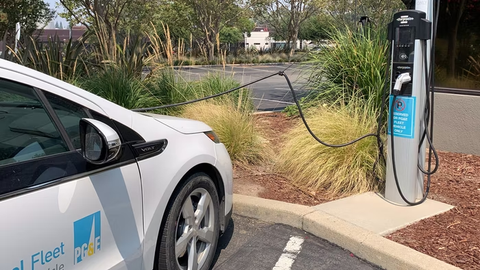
[0,59,233,270]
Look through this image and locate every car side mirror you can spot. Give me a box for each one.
[79,118,122,165]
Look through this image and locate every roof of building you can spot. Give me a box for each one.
[253,26,269,32]
[32,29,87,42]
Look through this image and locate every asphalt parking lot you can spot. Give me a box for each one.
[212,214,381,270]
[175,64,311,111]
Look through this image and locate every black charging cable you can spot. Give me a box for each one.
[389,93,430,205]
[133,68,381,148]
[132,71,283,112]
[281,71,379,147]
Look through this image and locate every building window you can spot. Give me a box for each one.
[254,43,260,45]
[265,43,269,45]
[435,0,479,90]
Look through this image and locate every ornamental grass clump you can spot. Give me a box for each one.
[181,100,265,164]
[276,98,384,195]
[79,66,156,109]
[306,26,389,109]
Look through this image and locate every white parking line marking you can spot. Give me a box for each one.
[273,236,304,270]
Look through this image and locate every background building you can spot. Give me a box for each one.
[244,26,310,51]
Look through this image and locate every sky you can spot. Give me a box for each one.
[45,0,69,26]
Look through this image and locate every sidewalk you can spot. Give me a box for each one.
[233,192,460,270]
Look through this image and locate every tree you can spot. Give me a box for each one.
[176,0,248,60]
[326,0,402,28]
[220,27,243,48]
[58,0,159,59]
[220,17,254,48]
[0,0,54,47]
[154,0,198,41]
[251,0,325,54]
[298,13,332,43]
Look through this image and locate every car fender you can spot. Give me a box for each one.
[132,114,222,270]
[138,143,218,270]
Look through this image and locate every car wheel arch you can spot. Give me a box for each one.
[152,163,225,270]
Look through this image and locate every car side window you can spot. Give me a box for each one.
[44,92,89,149]
[0,79,69,166]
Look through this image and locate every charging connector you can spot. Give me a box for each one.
[393,73,412,95]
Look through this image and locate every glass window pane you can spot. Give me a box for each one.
[435,0,480,90]
[0,79,68,166]
[44,92,88,149]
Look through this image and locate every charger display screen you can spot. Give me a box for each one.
[394,27,415,62]
[397,27,414,44]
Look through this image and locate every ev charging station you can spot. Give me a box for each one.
[385,1,436,205]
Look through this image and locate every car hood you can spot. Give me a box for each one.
[141,113,212,134]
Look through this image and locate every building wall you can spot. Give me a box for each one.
[245,31,271,50]
[244,31,310,50]
[433,93,480,155]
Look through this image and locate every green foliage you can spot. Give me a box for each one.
[250,0,324,51]
[58,0,158,34]
[298,14,333,42]
[220,26,245,45]
[145,68,253,115]
[79,66,155,109]
[0,0,54,46]
[144,68,197,115]
[169,0,247,59]
[198,73,253,112]
[306,26,389,108]
[154,0,197,41]
[9,35,88,81]
[181,101,265,164]
[276,98,384,195]
[326,0,403,28]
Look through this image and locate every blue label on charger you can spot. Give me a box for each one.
[388,96,416,139]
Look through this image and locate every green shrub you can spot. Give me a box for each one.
[79,66,155,109]
[306,26,389,108]
[11,35,88,81]
[181,101,265,163]
[276,98,384,195]
[143,68,196,115]
[196,73,253,112]
[144,68,253,115]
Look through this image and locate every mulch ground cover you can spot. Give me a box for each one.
[233,112,480,269]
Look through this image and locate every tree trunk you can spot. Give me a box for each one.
[290,27,299,56]
[208,42,215,61]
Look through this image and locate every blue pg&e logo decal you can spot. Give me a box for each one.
[74,211,101,264]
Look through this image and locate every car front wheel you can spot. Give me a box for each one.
[157,173,220,270]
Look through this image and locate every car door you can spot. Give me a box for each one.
[0,78,144,270]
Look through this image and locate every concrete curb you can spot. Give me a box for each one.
[233,194,461,270]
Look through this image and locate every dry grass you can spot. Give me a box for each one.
[276,100,384,195]
[181,101,266,164]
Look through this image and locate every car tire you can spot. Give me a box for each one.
[157,172,220,270]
